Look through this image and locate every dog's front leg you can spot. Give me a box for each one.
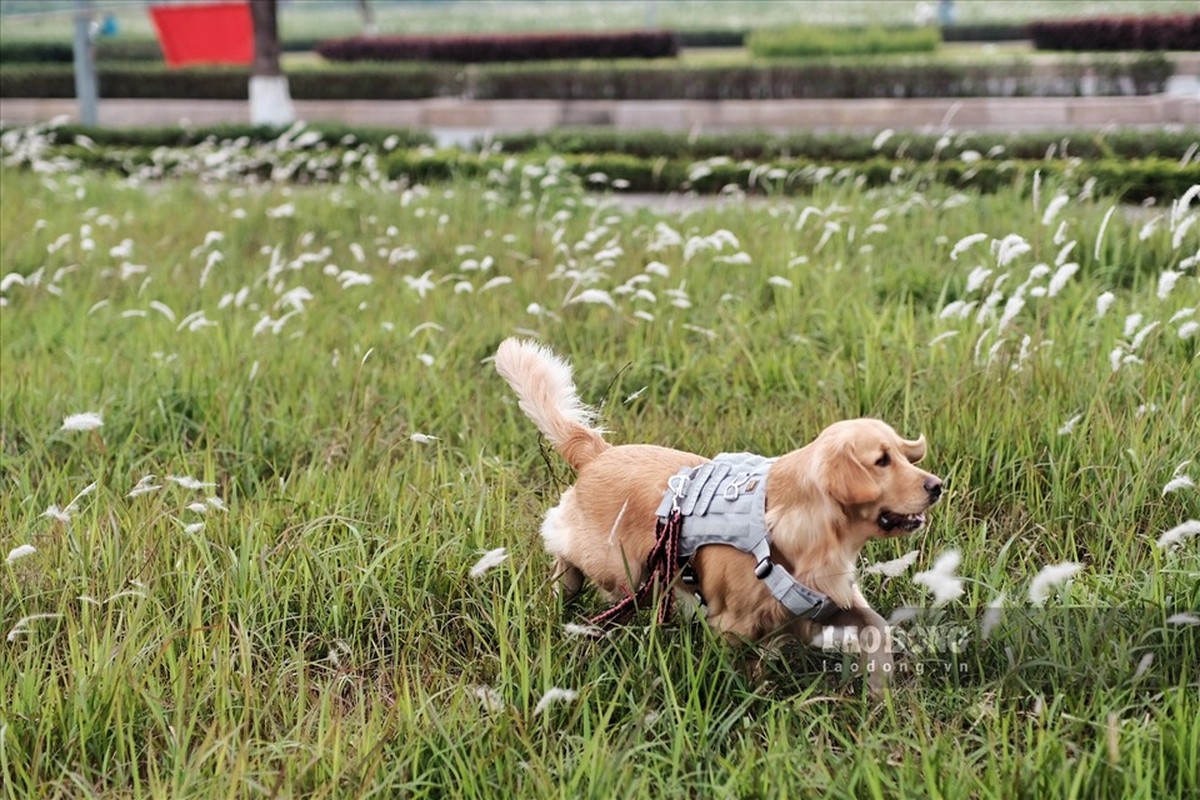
[825,589,893,700]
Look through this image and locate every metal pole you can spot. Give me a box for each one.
[72,0,98,125]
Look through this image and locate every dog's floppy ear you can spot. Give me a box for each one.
[825,445,882,506]
[902,434,927,464]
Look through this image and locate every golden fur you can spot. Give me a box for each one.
[495,338,942,696]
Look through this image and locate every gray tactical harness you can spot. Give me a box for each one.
[655,453,842,623]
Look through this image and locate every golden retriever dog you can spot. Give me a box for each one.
[495,338,942,696]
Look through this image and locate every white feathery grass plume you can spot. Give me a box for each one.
[563,623,604,638]
[1041,194,1069,226]
[469,547,508,578]
[1123,313,1143,338]
[1096,291,1115,318]
[148,301,176,323]
[1166,612,1200,625]
[1169,308,1196,324]
[767,276,793,288]
[1163,462,1195,496]
[408,321,444,338]
[403,270,436,299]
[1138,216,1162,241]
[998,293,1026,332]
[1031,169,1041,217]
[912,550,964,606]
[42,481,98,524]
[206,496,227,512]
[871,129,894,150]
[1055,240,1076,266]
[199,250,222,287]
[534,687,578,715]
[410,433,438,444]
[644,261,670,277]
[480,276,512,292]
[184,522,204,535]
[1172,215,1196,251]
[568,289,616,308]
[127,475,162,498]
[1053,220,1070,245]
[965,266,993,293]
[186,502,209,515]
[1156,270,1181,300]
[6,613,63,642]
[1047,262,1079,297]
[42,505,71,523]
[939,300,966,319]
[1029,562,1082,605]
[1130,321,1159,351]
[1156,520,1200,549]
[981,592,1006,640]
[928,330,960,347]
[60,412,103,432]
[166,475,215,490]
[1133,652,1154,681]
[995,234,1031,267]
[1094,206,1116,261]
[416,353,435,367]
[1057,413,1083,436]
[863,549,920,578]
[6,544,36,564]
[1174,184,1200,221]
[474,685,505,713]
[1180,321,1199,340]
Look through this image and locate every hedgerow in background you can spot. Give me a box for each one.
[0,53,1175,100]
[1029,13,1200,51]
[747,25,941,58]
[315,30,679,63]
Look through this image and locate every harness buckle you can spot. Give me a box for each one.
[667,474,689,512]
[754,557,773,579]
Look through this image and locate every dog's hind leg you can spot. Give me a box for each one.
[552,556,585,601]
[541,493,585,600]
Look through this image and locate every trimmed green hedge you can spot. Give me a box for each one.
[0,36,325,64]
[748,25,940,58]
[487,129,1200,163]
[11,125,1193,166]
[9,128,1194,202]
[379,152,1199,202]
[16,122,434,149]
[0,54,1173,100]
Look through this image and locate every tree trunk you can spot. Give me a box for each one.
[248,0,294,125]
[358,0,378,37]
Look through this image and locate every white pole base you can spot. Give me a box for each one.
[249,75,296,126]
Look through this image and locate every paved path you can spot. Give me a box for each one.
[2,94,1197,141]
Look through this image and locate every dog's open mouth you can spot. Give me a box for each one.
[878,510,926,533]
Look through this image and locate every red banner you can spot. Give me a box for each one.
[148,2,254,68]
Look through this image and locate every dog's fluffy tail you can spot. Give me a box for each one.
[494,338,610,471]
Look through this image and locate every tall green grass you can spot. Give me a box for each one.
[1,162,1198,798]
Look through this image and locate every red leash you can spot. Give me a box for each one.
[587,507,684,628]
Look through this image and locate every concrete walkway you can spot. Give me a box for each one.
[2,95,1197,138]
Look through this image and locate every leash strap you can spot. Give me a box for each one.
[588,506,684,628]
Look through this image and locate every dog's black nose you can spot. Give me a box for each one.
[924,477,944,502]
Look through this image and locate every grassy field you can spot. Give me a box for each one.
[3,0,1199,41]
[1,145,1199,797]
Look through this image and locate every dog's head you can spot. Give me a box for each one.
[812,418,942,539]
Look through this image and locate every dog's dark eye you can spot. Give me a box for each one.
[875,452,891,467]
